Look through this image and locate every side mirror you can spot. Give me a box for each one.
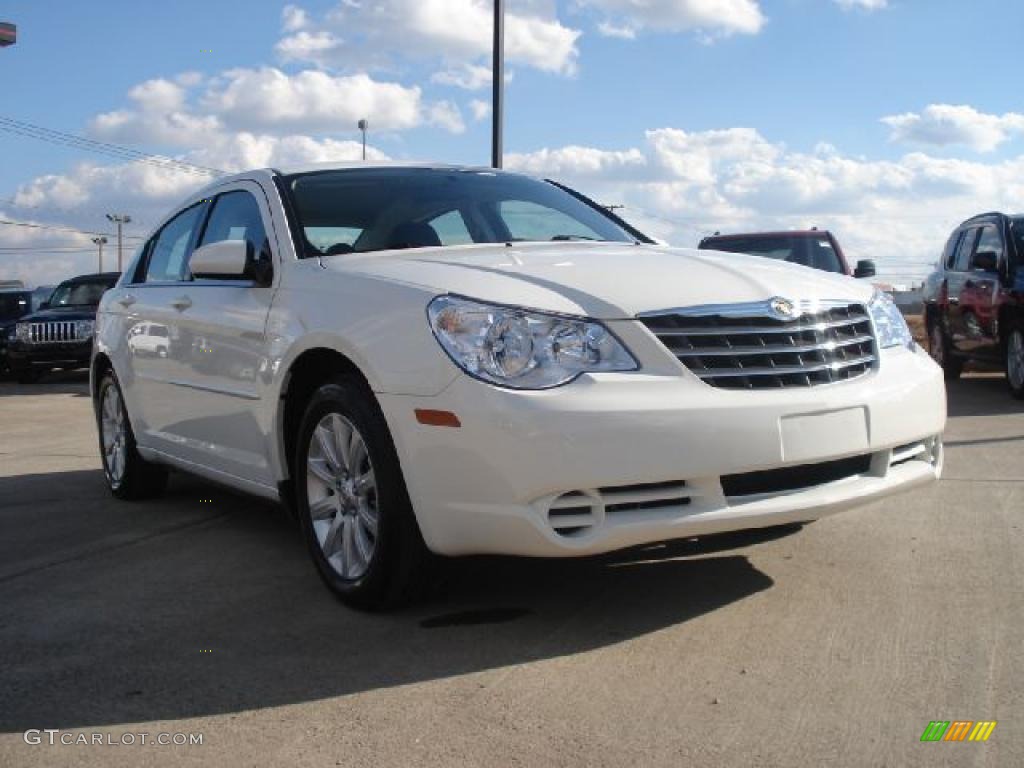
[854,259,876,279]
[39,301,50,310]
[973,250,998,273]
[190,240,272,285]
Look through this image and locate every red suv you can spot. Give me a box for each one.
[922,212,1024,398]
[698,229,877,278]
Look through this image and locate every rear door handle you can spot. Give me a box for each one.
[118,294,137,308]
[170,295,192,311]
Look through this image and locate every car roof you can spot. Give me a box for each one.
[702,230,831,241]
[61,272,121,284]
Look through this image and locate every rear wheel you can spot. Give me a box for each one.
[96,371,169,500]
[1006,327,1024,400]
[295,375,429,609]
[929,321,963,380]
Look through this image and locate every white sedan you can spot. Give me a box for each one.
[91,164,946,607]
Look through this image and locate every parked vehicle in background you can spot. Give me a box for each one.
[923,212,1024,398]
[0,288,35,378]
[91,164,945,609]
[8,272,119,384]
[699,229,877,279]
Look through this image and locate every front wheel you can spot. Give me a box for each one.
[929,321,963,380]
[295,376,429,609]
[1006,327,1024,400]
[96,371,169,499]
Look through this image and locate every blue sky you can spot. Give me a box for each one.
[3,0,1024,285]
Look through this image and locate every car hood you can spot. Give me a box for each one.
[17,306,99,323]
[329,242,876,319]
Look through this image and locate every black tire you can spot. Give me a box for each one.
[95,370,169,500]
[928,320,963,381]
[1006,326,1024,400]
[294,375,429,609]
[16,370,41,385]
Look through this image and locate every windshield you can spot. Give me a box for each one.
[46,279,115,308]
[285,168,642,257]
[702,235,844,274]
[0,292,32,321]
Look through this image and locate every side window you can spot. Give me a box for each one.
[143,204,206,283]
[953,228,979,272]
[943,231,963,270]
[198,191,268,257]
[974,224,1003,267]
[428,210,474,245]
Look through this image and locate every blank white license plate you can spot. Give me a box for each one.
[780,407,869,464]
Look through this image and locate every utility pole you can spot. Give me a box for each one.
[91,236,107,274]
[358,119,368,161]
[105,213,131,272]
[491,0,504,169]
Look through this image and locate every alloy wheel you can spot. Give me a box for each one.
[306,413,379,580]
[100,384,128,485]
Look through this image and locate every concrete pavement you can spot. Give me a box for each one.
[0,372,1021,767]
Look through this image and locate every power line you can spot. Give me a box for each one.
[0,115,226,177]
[0,218,144,240]
[0,196,155,231]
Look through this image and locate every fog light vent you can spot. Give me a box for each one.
[547,491,599,537]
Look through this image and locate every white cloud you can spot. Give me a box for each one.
[278,1,580,76]
[470,99,491,121]
[281,4,309,32]
[426,101,466,134]
[881,104,1024,153]
[431,64,493,91]
[579,0,765,39]
[506,127,1024,281]
[834,0,888,10]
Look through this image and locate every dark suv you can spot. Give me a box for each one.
[698,229,877,278]
[0,288,35,377]
[922,212,1024,398]
[6,272,120,384]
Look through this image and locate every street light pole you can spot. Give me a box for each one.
[492,0,504,169]
[358,119,368,161]
[91,236,107,274]
[105,213,131,272]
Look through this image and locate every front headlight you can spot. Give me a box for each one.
[428,295,638,389]
[76,319,95,339]
[15,322,30,342]
[868,290,914,350]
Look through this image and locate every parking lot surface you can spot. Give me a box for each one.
[0,373,1021,767]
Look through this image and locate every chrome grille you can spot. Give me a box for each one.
[639,301,877,389]
[27,321,81,344]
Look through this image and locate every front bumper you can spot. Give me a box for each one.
[378,344,946,557]
[6,340,93,371]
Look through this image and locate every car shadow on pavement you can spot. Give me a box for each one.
[0,371,90,398]
[946,374,1024,418]
[0,468,779,731]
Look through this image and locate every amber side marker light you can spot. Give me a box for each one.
[415,409,462,428]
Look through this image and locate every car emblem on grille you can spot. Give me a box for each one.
[768,297,799,320]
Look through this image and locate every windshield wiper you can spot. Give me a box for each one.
[549,234,604,242]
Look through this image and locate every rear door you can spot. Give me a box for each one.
[947,226,980,354]
[958,223,1004,361]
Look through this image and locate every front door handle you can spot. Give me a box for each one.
[118,294,137,308]
[170,295,192,311]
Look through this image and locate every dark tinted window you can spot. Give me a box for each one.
[199,190,267,256]
[953,228,979,272]
[46,278,116,307]
[144,204,206,283]
[702,235,844,274]
[285,168,638,257]
[1012,218,1024,259]
[943,230,963,269]
[974,224,1003,268]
